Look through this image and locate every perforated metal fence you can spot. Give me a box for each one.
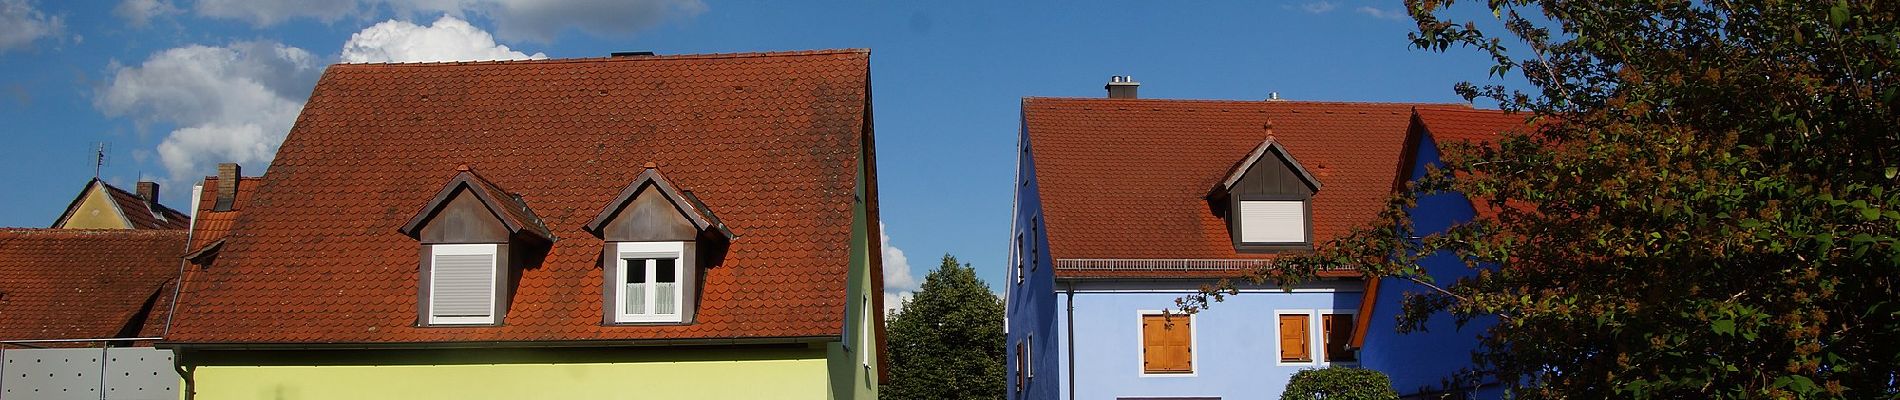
[0,347,177,400]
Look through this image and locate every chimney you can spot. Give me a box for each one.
[213,163,240,212]
[1106,75,1140,99]
[136,181,159,204]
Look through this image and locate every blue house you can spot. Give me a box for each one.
[1005,77,1524,399]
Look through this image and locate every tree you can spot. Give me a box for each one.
[882,254,1006,400]
[1191,1,1900,398]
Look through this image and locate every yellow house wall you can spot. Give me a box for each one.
[183,346,835,400]
[58,185,129,229]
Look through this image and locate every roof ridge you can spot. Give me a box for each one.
[333,48,871,68]
[1023,96,1474,108]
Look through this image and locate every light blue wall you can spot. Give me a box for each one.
[1357,131,1503,398]
[1055,283,1361,399]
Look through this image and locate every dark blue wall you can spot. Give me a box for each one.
[1358,132,1502,399]
[1006,119,1061,400]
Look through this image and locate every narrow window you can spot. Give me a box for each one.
[615,242,686,323]
[429,244,498,325]
[1323,313,1358,363]
[1239,200,1308,244]
[1015,341,1026,391]
[1141,314,1193,374]
[1026,334,1034,381]
[1029,217,1039,271]
[1278,314,1312,362]
[1014,232,1025,285]
[862,295,872,367]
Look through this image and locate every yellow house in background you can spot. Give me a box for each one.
[161,50,887,399]
[52,178,190,230]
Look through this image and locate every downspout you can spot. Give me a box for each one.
[1065,281,1076,400]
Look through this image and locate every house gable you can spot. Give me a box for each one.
[399,167,552,245]
[54,182,131,229]
[1214,137,1321,251]
[584,165,732,243]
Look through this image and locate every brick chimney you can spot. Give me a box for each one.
[213,163,240,212]
[1106,75,1140,99]
[136,181,159,205]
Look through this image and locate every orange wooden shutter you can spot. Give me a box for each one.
[1279,314,1310,361]
[1143,315,1192,373]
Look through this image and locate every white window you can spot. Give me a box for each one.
[615,241,686,323]
[1026,334,1034,380]
[430,244,498,325]
[861,295,872,367]
[1239,200,1307,243]
[1014,232,1025,285]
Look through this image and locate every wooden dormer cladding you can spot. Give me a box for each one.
[583,164,733,242]
[1212,134,1322,252]
[398,166,553,245]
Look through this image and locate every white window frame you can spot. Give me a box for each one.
[1135,310,1198,378]
[429,243,498,325]
[1026,333,1034,381]
[1014,232,1025,285]
[861,295,873,368]
[1275,309,1357,367]
[614,241,687,323]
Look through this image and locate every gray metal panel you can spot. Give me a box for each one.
[102,347,177,400]
[1,348,107,400]
[1,348,178,400]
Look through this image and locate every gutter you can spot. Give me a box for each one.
[156,335,838,351]
[1065,281,1076,400]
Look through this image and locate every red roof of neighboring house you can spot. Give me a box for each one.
[1024,98,1465,278]
[1415,107,1532,144]
[167,50,875,344]
[188,176,261,252]
[0,229,186,342]
[54,180,191,230]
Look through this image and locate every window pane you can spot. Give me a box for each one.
[655,258,677,283]
[624,259,646,284]
[1325,314,1357,362]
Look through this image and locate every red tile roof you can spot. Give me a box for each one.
[188,176,261,252]
[1414,107,1532,144]
[167,50,874,344]
[1024,98,1465,278]
[0,229,186,341]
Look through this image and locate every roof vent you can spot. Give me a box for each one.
[1106,75,1140,99]
[1267,92,1285,101]
[611,51,656,57]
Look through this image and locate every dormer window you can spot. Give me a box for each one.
[585,163,733,325]
[398,165,554,327]
[1212,135,1320,252]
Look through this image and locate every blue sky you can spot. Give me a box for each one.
[0,0,1513,302]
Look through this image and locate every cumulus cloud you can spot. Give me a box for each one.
[183,0,704,42]
[1298,1,1337,14]
[114,0,179,27]
[880,222,919,314]
[342,15,545,63]
[1357,6,1409,21]
[192,0,357,26]
[95,41,321,182]
[0,0,63,52]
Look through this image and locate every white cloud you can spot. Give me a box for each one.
[0,0,63,52]
[95,41,321,183]
[1357,6,1409,21]
[883,291,913,315]
[114,0,179,27]
[879,222,918,314]
[192,0,358,26]
[183,0,704,42]
[342,15,545,63]
[1299,1,1336,14]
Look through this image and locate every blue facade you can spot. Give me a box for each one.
[1355,131,1502,398]
[1006,122,1062,400]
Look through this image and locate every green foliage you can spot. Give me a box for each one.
[880,254,1006,400]
[1281,367,1401,400]
[1187,1,1900,398]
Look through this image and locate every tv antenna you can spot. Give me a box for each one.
[91,142,108,179]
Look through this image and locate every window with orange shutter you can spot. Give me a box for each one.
[1141,314,1193,374]
[1279,314,1311,362]
[1323,313,1358,362]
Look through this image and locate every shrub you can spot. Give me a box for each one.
[1281,367,1399,400]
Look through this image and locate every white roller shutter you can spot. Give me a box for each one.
[1240,200,1307,243]
[431,244,496,324]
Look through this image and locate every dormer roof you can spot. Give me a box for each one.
[398,166,553,244]
[583,163,734,241]
[1212,133,1323,198]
